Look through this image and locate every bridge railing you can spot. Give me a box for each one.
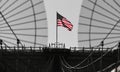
[0,46,115,52]
[0,42,118,53]
[0,46,47,52]
[69,47,114,52]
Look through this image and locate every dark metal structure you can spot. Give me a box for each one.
[0,42,119,72]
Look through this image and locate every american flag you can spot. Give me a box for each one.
[57,12,73,31]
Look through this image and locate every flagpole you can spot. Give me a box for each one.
[56,12,58,48]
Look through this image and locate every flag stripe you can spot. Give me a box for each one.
[62,18,73,31]
[57,19,63,26]
[57,12,73,31]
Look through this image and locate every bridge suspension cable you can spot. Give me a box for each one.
[61,44,118,70]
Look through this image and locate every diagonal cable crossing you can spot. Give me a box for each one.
[0,11,23,46]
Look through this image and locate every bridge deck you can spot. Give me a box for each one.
[0,47,119,72]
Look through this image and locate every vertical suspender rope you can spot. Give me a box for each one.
[30,0,37,48]
[89,0,97,48]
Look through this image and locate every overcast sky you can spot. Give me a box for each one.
[44,0,83,48]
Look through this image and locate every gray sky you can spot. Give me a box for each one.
[44,0,83,48]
